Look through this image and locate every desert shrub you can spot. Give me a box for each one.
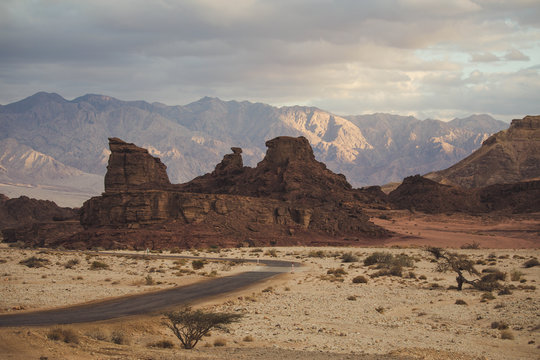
[242,335,254,342]
[111,330,129,345]
[523,259,539,268]
[347,295,357,301]
[481,292,496,301]
[145,275,155,285]
[341,252,359,263]
[375,306,385,314]
[426,247,481,291]
[455,299,467,305]
[148,340,175,348]
[500,330,514,340]
[510,269,524,281]
[264,249,278,257]
[19,256,50,268]
[461,241,480,249]
[327,268,347,276]
[498,287,513,295]
[393,254,414,267]
[90,261,109,270]
[491,321,508,330]
[47,328,79,344]
[307,250,327,258]
[213,338,227,347]
[192,260,205,270]
[63,258,79,269]
[481,268,506,280]
[418,274,427,280]
[364,252,393,266]
[371,265,403,278]
[165,307,242,349]
[352,275,368,284]
[86,328,108,341]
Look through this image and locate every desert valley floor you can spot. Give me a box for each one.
[0,211,539,360]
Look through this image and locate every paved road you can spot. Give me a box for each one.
[0,255,297,327]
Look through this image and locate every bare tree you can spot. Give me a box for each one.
[164,306,242,349]
[426,247,480,290]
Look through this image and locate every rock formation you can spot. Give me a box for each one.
[426,115,540,188]
[388,175,540,214]
[0,194,77,230]
[66,136,388,249]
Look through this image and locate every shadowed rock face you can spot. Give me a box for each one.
[104,138,171,192]
[426,116,540,188]
[72,136,388,249]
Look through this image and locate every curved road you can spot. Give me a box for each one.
[0,255,298,327]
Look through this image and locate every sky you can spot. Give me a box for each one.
[1,0,539,121]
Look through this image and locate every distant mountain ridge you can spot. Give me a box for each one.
[0,92,508,205]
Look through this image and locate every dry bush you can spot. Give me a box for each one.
[327,268,347,276]
[47,328,79,344]
[145,275,155,285]
[341,252,359,263]
[86,328,108,341]
[481,292,496,302]
[364,252,393,266]
[63,258,79,269]
[90,261,109,270]
[264,249,278,257]
[213,338,227,347]
[148,340,175,348]
[242,335,254,342]
[510,269,524,281]
[455,299,468,305]
[352,275,368,284]
[19,256,50,268]
[523,259,539,268]
[461,241,480,249]
[375,306,385,314]
[192,260,205,270]
[491,321,508,330]
[307,250,327,258]
[500,330,514,340]
[111,330,129,345]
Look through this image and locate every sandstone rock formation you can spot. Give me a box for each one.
[426,115,540,188]
[0,194,77,230]
[68,136,388,249]
[388,175,540,214]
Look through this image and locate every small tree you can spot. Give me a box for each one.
[164,307,242,349]
[426,247,480,290]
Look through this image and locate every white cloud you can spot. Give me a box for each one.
[0,0,539,120]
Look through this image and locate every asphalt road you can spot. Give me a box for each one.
[0,256,297,327]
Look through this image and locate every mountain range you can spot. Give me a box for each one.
[0,92,508,206]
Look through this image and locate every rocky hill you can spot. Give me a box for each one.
[426,116,540,188]
[0,92,507,205]
[0,194,77,230]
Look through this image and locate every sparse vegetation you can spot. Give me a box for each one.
[352,275,368,284]
[111,330,129,345]
[47,328,79,344]
[63,258,79,269]
[426,247,480,291]
[510,269,524,281]
[500,330,514,340]
[455,299,467,305]
[213,337,227,346]
[165,306,242,349]
[461,241,480,249]
[148,340,175,348]
[19,256,50,268]
[90,261,109,270]
[264,249,278,257]
[523,258,539,268]
[242,335,254,342]
[341,252,359,263]
[192,260,205,270]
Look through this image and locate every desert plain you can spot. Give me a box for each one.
[0,210,539,360]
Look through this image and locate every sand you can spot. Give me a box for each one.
[0,212,539,359]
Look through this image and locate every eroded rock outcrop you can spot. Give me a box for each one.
[70,136,387,249]
[426,115,540,188]
[104,138,171,192]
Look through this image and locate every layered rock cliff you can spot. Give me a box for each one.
[426,115,540,188]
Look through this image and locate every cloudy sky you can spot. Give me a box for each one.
[1,0,539,121]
